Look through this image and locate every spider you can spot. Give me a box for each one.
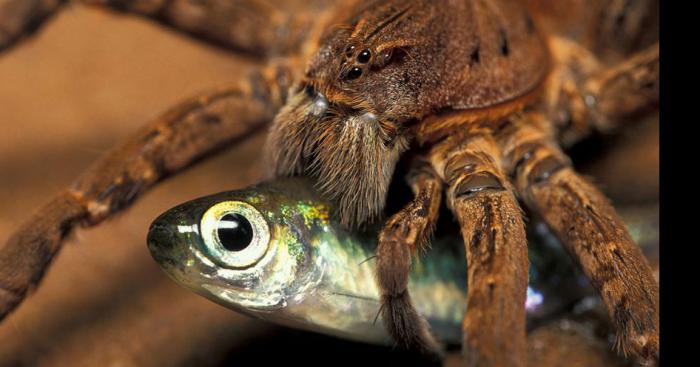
[0,0,659,366]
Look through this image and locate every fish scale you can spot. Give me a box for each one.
[146,177,653,346]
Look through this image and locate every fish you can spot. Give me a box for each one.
[146,177,657,346]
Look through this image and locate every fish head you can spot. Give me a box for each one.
[147,178,331,315]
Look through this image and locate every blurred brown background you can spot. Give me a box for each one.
[1,6,288,366]
[0,5,657,367]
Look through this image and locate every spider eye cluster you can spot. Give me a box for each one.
[200,201,270,268]
[341,43,396,82]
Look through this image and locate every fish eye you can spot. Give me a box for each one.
[217,213,253,251]
[200,201,270,268]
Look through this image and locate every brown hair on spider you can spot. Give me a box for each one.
[267,2,456,228]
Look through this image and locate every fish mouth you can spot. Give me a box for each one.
[149,240,288,313]
[198,283,287,312]
[147,219,182,267]
[147,204,290,312]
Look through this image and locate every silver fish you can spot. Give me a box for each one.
[146,178,652,345]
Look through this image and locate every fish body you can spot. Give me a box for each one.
[147,178,647,345]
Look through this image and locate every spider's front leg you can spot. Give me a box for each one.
[0,63,292,320]
[376,157,442,356]
[428,131,528,367]
[84,0,319,56]
[497,114,659,362]
[1,0,320,56]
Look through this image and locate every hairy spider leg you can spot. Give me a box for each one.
[496,113,659,361]
[429,130,529,367]
[375,157,443,357]
[0,64,291,320]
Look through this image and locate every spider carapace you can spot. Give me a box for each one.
[0,1,659,366]
[268,0,548,228]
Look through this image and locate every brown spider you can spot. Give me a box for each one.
[0,0,659,366]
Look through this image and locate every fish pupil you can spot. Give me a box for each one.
[217,213,254,252]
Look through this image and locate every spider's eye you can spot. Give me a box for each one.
[375,49,393,67]
[345,67,363,80]
[345,44,356,57]
[200,201,270,268]
[357,49,371,63]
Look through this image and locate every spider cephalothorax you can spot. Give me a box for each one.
[0,0,659,366]
[267,0,547,228]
